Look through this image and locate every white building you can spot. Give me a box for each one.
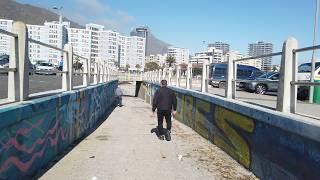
[167,47,189,64]
[100,30,119,64]
[225,51,262,69]
[248,41,273,71]
[86,24,104,63]
[44,21,69,65]
[0,19,13,56]
[190,47,224,65]
[67,27,92,60]
[145,54,167,66]
[125,36,145,70]
[27,24,49,64]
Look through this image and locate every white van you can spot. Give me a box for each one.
[297,62,320,100]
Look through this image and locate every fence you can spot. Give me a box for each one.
[0,21,118,105]
[144,37,320,115]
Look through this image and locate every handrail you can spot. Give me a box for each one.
[233,52,282,62]
[0,29,18,37]
[28,38,67,53]
[293,44,320,53]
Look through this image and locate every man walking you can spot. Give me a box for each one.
[152,80,177,141]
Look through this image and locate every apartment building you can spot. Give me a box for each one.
[208,42,230,55]
[27,24,49,64]
[86,24,104,63]
[0,19,13,55]
[68,27,91,60]
[167,47,189,65]
[145,54,167,66]
[125,36,145,70]
[248,41,273,71]
[190,47,224,65]
[100,30,119,64]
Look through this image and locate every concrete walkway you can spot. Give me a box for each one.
[40,84,257,180]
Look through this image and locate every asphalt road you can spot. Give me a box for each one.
[0,74,85,99]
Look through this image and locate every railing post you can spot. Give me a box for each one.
[83,58,89,86]
[99,63,103,83]
[226,59,234,99]
[103,63,107,82]
[232,61,237,99]
[277,37,298,113]
[176,65,181,87]
[186,63,192,89]
[201,60,208,93]
[162,68,166,80]
[93,62,98,84]
[107,65,110,82]
[158,69,162,83]
[62,44,73,91]
[168,68,172,85]
[8,21,29,101]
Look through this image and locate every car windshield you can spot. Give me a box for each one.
[39,63,53,67]
[0,59,9,65]
[298,62,320,72]
[258,72,275,78]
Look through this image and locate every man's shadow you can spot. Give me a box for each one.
[150,127,168,139]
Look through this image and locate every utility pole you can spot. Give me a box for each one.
[310,0,319,103]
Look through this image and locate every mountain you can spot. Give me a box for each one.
[130,26,171,55]
[0,0,83,28]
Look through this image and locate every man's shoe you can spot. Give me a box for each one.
[165,130,171,141]
[158,135,165,140]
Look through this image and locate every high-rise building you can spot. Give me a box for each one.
[86,24,104,63]
[100,30,119,64]
[208,42,230,55]
[167,47,189,65]
[130,26,148,56]
[44,21,69,65]
[125,36,145,70]
[67,27,92,60]
[248,41,273,71]
[0,19,13,56]
[27,24,49,64]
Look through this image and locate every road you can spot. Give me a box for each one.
[0,74,85,99]
[39,83,257,180]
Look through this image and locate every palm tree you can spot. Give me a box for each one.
[125,64,130,71]
[166,55,176,67]
[135,64,141,71]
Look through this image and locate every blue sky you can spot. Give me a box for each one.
[17,0,319,63]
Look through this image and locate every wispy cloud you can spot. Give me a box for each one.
[66,0,136,33]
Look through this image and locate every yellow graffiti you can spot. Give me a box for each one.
[183,95,194,127]
[214,106,255,169]
[195,99,210,139]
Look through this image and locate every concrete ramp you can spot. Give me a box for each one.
[40,84,256,180]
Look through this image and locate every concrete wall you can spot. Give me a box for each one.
[0,80,118,179]
[137,81,320,180]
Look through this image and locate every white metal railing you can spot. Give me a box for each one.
[0,21,118,105]
[143,37,320,116]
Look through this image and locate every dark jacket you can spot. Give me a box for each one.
[152,87,177,112]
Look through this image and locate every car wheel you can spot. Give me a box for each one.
[218,82,225,89]
[255,84,267,95]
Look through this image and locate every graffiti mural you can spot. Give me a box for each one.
[0,81,117,179]
[136,81,320,180]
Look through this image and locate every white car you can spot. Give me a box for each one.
[36,62,56,75]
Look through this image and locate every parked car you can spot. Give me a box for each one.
[208,63,263,88]
[240,72,280,94]
[35,62,56,75]
[296,62,320,100]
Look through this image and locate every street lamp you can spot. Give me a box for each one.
[53,6,63,24]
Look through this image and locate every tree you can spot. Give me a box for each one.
[125,64,130,71]
[144,62,160,71]
[135,64,141,71]
[166,55,176,67]
[73,58,83,72]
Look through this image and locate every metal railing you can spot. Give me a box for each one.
[0,21,118,105]
[143,37,320,116]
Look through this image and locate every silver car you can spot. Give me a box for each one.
[239,72,279,94]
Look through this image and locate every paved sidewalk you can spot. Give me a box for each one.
[40,85,257,180]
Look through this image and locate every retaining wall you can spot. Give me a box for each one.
[137,81,320,180]
[0,80,118,179]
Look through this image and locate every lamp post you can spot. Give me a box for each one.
[53,6,63,24]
